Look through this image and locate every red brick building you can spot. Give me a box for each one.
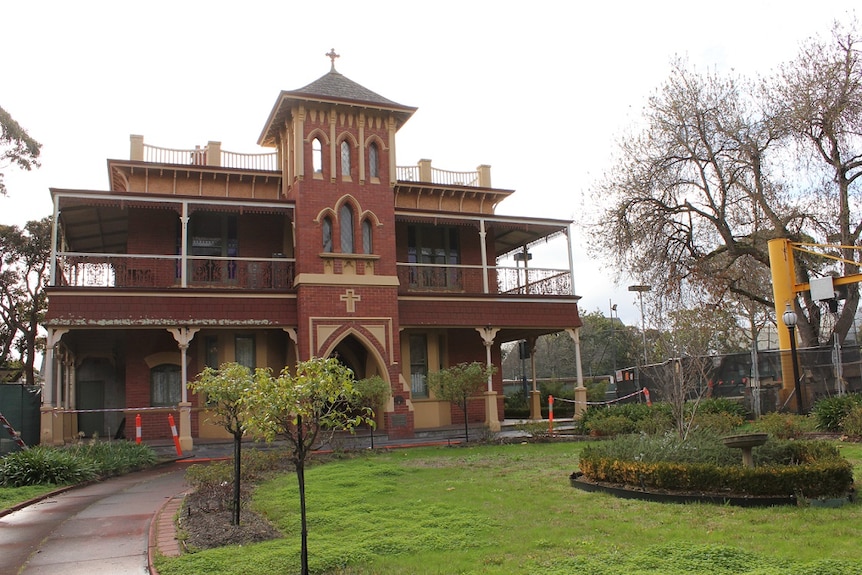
[41,57,583,448]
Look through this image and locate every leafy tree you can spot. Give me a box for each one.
[242,357,371,575]
[0,106,41,196]
[354,375,390,448]
[189,362,253,525]
[591,20,862,349]
[427,361,495,442]
[0,218,51,383]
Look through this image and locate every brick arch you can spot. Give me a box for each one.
[305,128,330,145]
[363,133,388,151]
[337,131,358,148]
[312,206,337,224]
[318,325,390,385]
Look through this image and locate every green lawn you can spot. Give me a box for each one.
[154,440,862,575]
[0,483,58,510]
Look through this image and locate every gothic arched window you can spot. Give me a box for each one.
[322,216,333,253]
[340,204,354,253]
[340,140,351,177]
[369,142,379,178]
[312,138,323,173]
[362,219,373,254]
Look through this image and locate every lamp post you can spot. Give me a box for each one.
[628,284,651,364]
[609,301,618,374]
[782,303,804,415]
[514,249,532,294]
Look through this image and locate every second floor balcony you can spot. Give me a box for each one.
[56,253,295,291]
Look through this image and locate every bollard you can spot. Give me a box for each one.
[168,413,183,456]
[548,395,554,436]
[643,387,652,407]
[135,413,142,445]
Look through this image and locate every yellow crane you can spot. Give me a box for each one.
[768,238,861,409]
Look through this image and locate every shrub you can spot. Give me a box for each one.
[184,448,288,512]
[636,408,674,435]
[513,421,554,440]
[579,435,853,498]
[812,393,862,432]
[65,441,157,477]
[587,414,637,436]
[840,405,862,437]
[696,397,747,418]
[577,402,673,436]
[750,412,816,439]
[691,411,744,434]
[0,446,97,487]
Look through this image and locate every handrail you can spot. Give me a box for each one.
[395,165,479,187]
[221,150,278,171]
[142,144,277,171]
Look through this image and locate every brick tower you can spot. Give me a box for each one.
[258,50,418,437]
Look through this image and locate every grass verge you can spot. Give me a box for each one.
[0,483,59,511]
[154,440,862,574]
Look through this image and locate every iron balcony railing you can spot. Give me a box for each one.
[55,253,295,291]
[396,263,573,296]
[55,254,571,297]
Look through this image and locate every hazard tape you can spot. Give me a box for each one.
[49,406,186,415]
[551,388,646,406]
[0,411,29,450]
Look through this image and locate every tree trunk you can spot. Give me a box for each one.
[297,415,309,575]
[298,457,308,575]
[232,432,242,526]
[462,398,469,442]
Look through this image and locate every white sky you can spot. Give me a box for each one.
[1,0,858,327]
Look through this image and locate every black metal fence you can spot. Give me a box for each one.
[615,345,862,414]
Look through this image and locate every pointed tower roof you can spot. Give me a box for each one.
[258,50,417,147]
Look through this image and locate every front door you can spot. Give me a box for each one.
[77,380,105,438]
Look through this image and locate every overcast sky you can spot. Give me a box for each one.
[1,1,858,326]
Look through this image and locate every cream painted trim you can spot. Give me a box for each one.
[309,316,395,364]
[294,273,399,286]
[47,290,297,299]
[144,351,183,369]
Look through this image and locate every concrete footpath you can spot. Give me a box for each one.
[0,463,189,575]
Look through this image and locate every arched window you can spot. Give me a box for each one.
[340,140,351,176]
[322,216,333,253]
[151,364,181,407]
[369,142,379,178]
[312,138,323,173]
[362,219,373,254]
[340,204,354,253]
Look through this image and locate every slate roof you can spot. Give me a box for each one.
[292,68,407,108]
[258,66,416,147]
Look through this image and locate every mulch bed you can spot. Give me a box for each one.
[178,490,281,551]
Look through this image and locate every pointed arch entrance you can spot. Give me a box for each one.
[325,331,392,430]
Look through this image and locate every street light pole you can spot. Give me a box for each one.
[628,285,651,364]
[609,300,617,374]
[782,303,804,415]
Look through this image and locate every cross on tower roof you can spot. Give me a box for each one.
[326,48,340,71]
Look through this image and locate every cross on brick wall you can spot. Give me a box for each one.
[340,288,361,313]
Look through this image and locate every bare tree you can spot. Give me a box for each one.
[769,19,862,345]
[592,20,862,348]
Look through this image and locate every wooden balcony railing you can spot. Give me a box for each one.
[140,143,278,171]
